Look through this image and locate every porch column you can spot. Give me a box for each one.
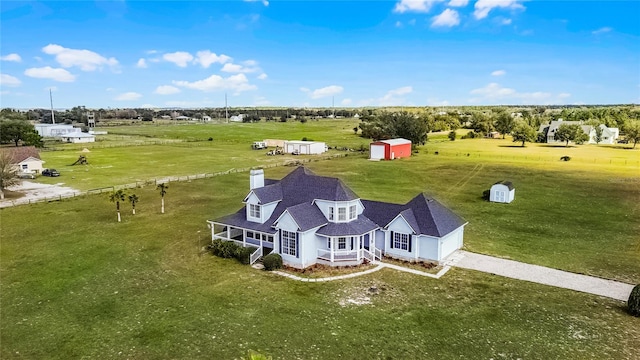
[260,233,263,249]
[330,237,334,262]
[370,231,376,258]
[226,226,230,240]
[414,234,419,261]
[357,236,361,261]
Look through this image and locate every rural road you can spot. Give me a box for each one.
[447,250,635,301]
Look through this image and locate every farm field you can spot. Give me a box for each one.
[2,120,639,358]
[1,176,639,359]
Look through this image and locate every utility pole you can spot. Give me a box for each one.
[225,93,229,123]
[50,88,56,124]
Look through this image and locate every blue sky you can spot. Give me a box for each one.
[1,0,638,109]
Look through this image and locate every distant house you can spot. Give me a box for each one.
[5,146,45,174]
[539,120,619,144]
[370,138,412,160]
[283,140,327,155]
[490,181,515,203]
[202,116,212,122]
[34,124,78,137]
[61,132,95,143]
[230,114,245,122]
[208,167,467,268]
[175,116,192,121]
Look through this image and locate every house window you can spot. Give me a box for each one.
[249,204,261,218]
[349,205,356,220]
[281,230,297,256]
[246,231,254,239]
[21,164,28,170]
[338,237,346,250]
[328,207,334,221]
[338,207,347,221]
[393,233,410,251]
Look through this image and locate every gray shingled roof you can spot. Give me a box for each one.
[251,183,283,204]
[316,216,378,236]
[280,202,327,231]
[3,146,41,163]
[215,167,465,239]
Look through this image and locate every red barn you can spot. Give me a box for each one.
[369,138,412,160]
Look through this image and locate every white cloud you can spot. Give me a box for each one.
[173,73,257,93]
[257,73,268,80]
[114,92,142,101]
[395,21,404,28]
[558,93,571,99]
[244,0,269,6]
[163,51,194,67]
[42,44,118,71]
[491,69,506,76]
[136,58,147,68]
[0,74,21,87]
[427,98,450,106]
[254,96,271,106]
[360,86,414,106]
[592,27,612,35]
[431,9,460,27]
[194,50,232,68]
[305,85,344,99]
[140,103,158,108]
[48,86,58,92]
[1,53,22,62]
[146,50,158,54]
[501,18,512,25]
[394,0,440,13]
[341,98,352,105]
[448,0,468,6]
[473,0,524,20]
[24,66,75,82]
[221,62,260,73]
[469,82,556,103]
[154,85,181,95]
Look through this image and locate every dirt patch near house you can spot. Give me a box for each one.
[1,181,81,207]
[335,280,403,307]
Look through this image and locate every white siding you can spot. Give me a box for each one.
[274,212,299,232]
[490,184,514,203]
[314,199,363,222]
[439,226,464,260]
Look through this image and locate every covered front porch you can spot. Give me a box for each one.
[316,231,382,264]
[207,221,276,264]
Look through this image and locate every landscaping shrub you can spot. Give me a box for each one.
[209,239,242,259]
[482,189,490,201]
[461,131,477,139]
[235,246,256,265]
[560,156,571,161]
[263,253,283,271]
[628,284,640,317]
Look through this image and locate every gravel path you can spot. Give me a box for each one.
[448,250,634,301]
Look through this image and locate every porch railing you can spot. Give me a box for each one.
[250,247,263,265]
[317,249,359,262]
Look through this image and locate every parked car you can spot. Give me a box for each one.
[252,141,267,150]
[42,168,60,177]
[17,172,36,179]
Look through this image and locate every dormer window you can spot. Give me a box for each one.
[338,207,347,221]
[328,207,334,221]
[249,204,261,218]
[349,205,356,220]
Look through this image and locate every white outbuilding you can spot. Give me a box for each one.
[490,181,515,203]
[61,131,96,143]
[283,140,327,155]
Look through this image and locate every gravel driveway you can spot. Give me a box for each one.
[448,251,634,301]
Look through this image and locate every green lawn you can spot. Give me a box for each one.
[3,121,639,358]
[2,177,638,359]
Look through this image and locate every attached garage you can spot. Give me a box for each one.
[369,138,412,160]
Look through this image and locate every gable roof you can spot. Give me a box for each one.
[373,138,411,146]
[3,146,41,163]
[493,180,514,190]
[250,183,283,204]
[277,203,327,231]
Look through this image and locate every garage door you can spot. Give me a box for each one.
[370,144,385,159]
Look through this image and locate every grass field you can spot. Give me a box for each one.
[2,177,639,359]
[2,120,639,358]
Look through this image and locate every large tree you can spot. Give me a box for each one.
[0,120,43,147]
[554,123,588,147]
[624,120,640,149]
[511,121,537,147]
[0,150,19,200]
[359,111,430,146]
[494,111,515,139]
